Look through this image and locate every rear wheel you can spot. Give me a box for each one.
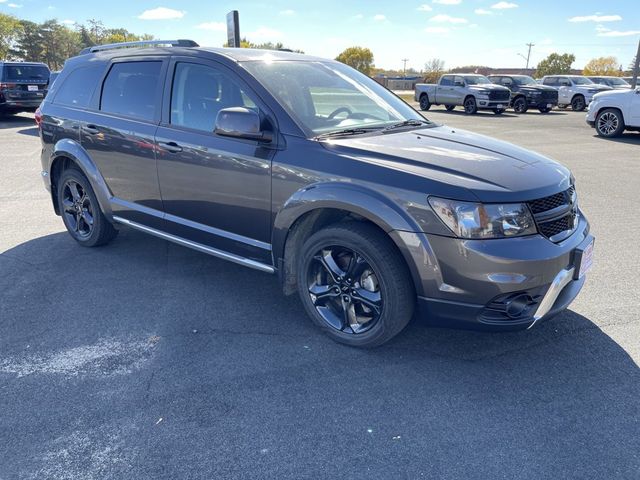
[419,94,431,111]
[538,107,551,113]
[445,105,455,111]
[463,96,477,114]
[595,108,625,138]
[57,168,118,247]
[296,222,414,348]
[571,95,586,111]
[512,96,528,113]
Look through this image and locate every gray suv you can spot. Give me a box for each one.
[0,61,50,115]
[37,40,594,347]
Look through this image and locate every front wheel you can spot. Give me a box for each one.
[419,94,431,111]
[57,168,118,247]
[571,95,586,111]
[296,222,415,348]
[595,108,625,138]
[538,107,552,113]
[512,97,528,113]
[463,97,478,114]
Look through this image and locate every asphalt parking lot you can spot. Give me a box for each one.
[1,108,639,479]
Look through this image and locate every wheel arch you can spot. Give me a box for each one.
[49,139,113,219]
[272,183,427,297]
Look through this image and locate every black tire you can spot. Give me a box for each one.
[558,104,568,110]
[571,95,586,111]
[595,108,625,138]
[296,222,415,348]
[538,107,551,113]
[512,96,528,113]
[493,108,506,115]
[463,96,477,114]
[419,94,431,111]
[445,105,455,111]
[57,168,118,247]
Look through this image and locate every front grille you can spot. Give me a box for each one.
[489,90,510,101]
[541,90,558,101]
[527,186,577,241]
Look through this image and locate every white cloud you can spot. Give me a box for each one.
[417,4,432,11]
[195,22,226,31]
[432,0,461,4]
[429,14,468,24]
[373,14,386,21]
[246,27,283,39]
[425,26,450,33]
[138,7,185,20]
[597,29,640,37]
[279,9,295,16]
[61,19,75,25]
[491,2,518,9]
[474,8,492,15]
[8,3,22,7]
[568,14,622,22]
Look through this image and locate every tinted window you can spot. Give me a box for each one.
[440,76,453,86]
[3,64,49,81]
[100,61,161,121]
[170,62,257,132]
[53,65,104,108]
[543,77,556,86]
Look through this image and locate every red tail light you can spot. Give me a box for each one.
[34,107,43,128]
[0,83,17,90]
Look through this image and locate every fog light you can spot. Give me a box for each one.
[505,294,534,318]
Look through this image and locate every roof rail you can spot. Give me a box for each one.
[80,39,199,55]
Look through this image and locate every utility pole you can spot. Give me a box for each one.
[524,42,534,70]
[632,38,640,89]
[401,58,409,78]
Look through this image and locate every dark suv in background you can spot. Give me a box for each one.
[37,40,594,347]
[0,61,49,115]
[488,75,558,113]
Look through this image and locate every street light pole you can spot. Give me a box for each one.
[401,58,409,78]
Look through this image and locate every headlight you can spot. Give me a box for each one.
[428,197,537,239]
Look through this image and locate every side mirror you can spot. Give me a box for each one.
[214,107,272,142]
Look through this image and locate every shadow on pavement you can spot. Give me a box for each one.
[1,228,638,479]
[592,132,640,145]
[17,126,39,137]
[0,113,35,129]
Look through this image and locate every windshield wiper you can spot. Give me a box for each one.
[314,127,381,140]
[382,119,431,132]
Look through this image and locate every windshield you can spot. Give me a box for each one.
[464,75,492,85]
[242,60,427,136]
[512,75,537,86]
[572,77,594,85]
[3,65,49,81]
[607,77,629,86]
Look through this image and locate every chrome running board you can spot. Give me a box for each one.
[112,216,275,274]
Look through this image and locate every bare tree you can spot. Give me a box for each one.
[423,58,445,83]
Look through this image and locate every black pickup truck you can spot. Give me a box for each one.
[488,75,558,113]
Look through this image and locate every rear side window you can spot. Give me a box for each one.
[53,65,104,108]
[100,61,162,121]
[543,77,556,86]
[2,64,49,81]
[440,76,452,86]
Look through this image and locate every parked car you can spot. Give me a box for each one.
[587,76,631,89]
[488,74,558,113]
[0,61,50,115]
[586,87,640,137]
[37,40,594,347]
[414,74,511,114]
[541,75,611,111]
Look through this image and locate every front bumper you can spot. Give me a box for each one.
[476,99,509,109]
[394,213,592,331]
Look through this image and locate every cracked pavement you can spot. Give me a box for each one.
[1,110,639,479]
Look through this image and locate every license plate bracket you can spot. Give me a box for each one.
[27,85,38,92]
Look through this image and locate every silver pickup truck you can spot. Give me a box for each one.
[414,74,511,114]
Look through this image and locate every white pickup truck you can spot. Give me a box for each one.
[586,86,640,137]
[414,74,511,114]
[541,75,611,111]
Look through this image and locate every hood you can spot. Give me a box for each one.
[517,84,557,93]
[469,84,510,92]
[581,83,611,91]
[323,126,571,202]
[593,88,638,100]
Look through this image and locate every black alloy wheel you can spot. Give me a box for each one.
[297,223,414,347]
[463,96,477,114]
[538,107,551,113]
[513,96,528,113]
[57,168,118,247]
[419,94,431,111]
[571,95,586,111]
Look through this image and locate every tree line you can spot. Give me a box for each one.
[0,13,153,70]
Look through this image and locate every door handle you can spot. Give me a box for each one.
[83,124,100,135]
[158,141,183,153]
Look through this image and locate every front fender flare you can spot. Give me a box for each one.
[50,139,113,220]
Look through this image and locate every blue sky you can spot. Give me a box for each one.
[2,0,639,70]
